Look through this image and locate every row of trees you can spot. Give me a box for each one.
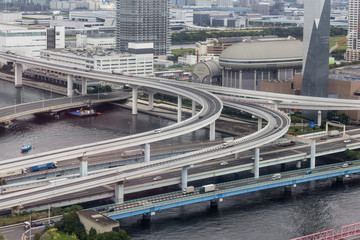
[36,205,129,240]
[171,26,346,44]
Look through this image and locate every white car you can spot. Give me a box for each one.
[344,139,351,143]
[153,176,162,181]
[220,161,228,166]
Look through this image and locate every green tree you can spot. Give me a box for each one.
[1,64,13,73]
[95,230,130,240]
[0,234,4,240]
[58,211,86,240]
[338,113,350,124]
[34,232,41,240]
[87,228,97,240]
[345,149,360,161]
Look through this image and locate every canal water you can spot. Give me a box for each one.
[1,80,359,240]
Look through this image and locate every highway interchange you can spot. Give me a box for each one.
[1,52,360,213]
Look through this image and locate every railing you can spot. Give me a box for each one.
[101,161,360,218]
[291,222,360,240]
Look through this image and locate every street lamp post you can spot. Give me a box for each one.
[13,99,16,114]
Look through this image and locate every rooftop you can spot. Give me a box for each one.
[77,209,119,226]
[329,73,360,82]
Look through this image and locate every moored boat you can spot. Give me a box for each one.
[21,144,32,153]
[67,108,100,117]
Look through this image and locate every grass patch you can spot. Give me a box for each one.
[330,36,347,51]
[171,48,195,56]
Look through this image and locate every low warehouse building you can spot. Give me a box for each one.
[77,209,119,234]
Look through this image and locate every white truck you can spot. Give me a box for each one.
[120,149,144,157]
[328,130,340,137]
[183,186,195,194]
[0,168,26,178]
[199,184,216,193]
[222,140,235,148]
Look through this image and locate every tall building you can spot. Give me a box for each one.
[346,0,360,62]
[115,0,170,56]
[302,0,330,118]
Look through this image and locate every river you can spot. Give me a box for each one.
[0,80,359,240]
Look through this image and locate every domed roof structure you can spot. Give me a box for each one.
[219,39,303,70]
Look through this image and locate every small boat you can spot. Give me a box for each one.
[67,108,100,117]
[21,144,32,153]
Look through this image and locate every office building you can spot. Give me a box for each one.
[116,0,170,56]
[346,0,360,62]
[0,25,65,58]
[40,42,154,76]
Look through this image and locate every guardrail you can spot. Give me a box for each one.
[103,161,360,219]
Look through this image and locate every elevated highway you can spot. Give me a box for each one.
[0,100,288,210]
[0,92,130,124]
[1,52,360,213]
[100,160,360,220]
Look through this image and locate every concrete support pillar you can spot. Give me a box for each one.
[132,86,138,115]
[317,111,322,127]
[114,181,124,204]
[14,63,23,88]
[11,206,20,216]
[284,185,292,195]
[257,118,262,131]
[177,95,182,123]
[181,166,189,192]
[148,93,154,111]
[226,70,229,86]
[296,160,302,169]
[142,213,151,223]
[261,70,264,80]
[222,70,225,86]
[67,75,73,97]
[254,70,257,90]
[192,100,196,116]
[81,79,87,95]
[336,176,344,184]
[239,70,242,89]
[284,69,287,80]
[144,143,150,163]
[281,163,286,172]
[235,152,240,158]
[209,121,215,141]
[278,69,281,80]
[210,199,218,209]
[268,71,270,80]
[254,148,260,178]
[310,142,316,169]
[325,123,329,134]
[274,101,278,110]
[79,155,88,177]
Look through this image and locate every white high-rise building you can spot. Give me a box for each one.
[0,25,65,58]
[346,0,360,62]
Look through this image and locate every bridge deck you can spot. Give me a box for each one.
[92,160,360,220]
